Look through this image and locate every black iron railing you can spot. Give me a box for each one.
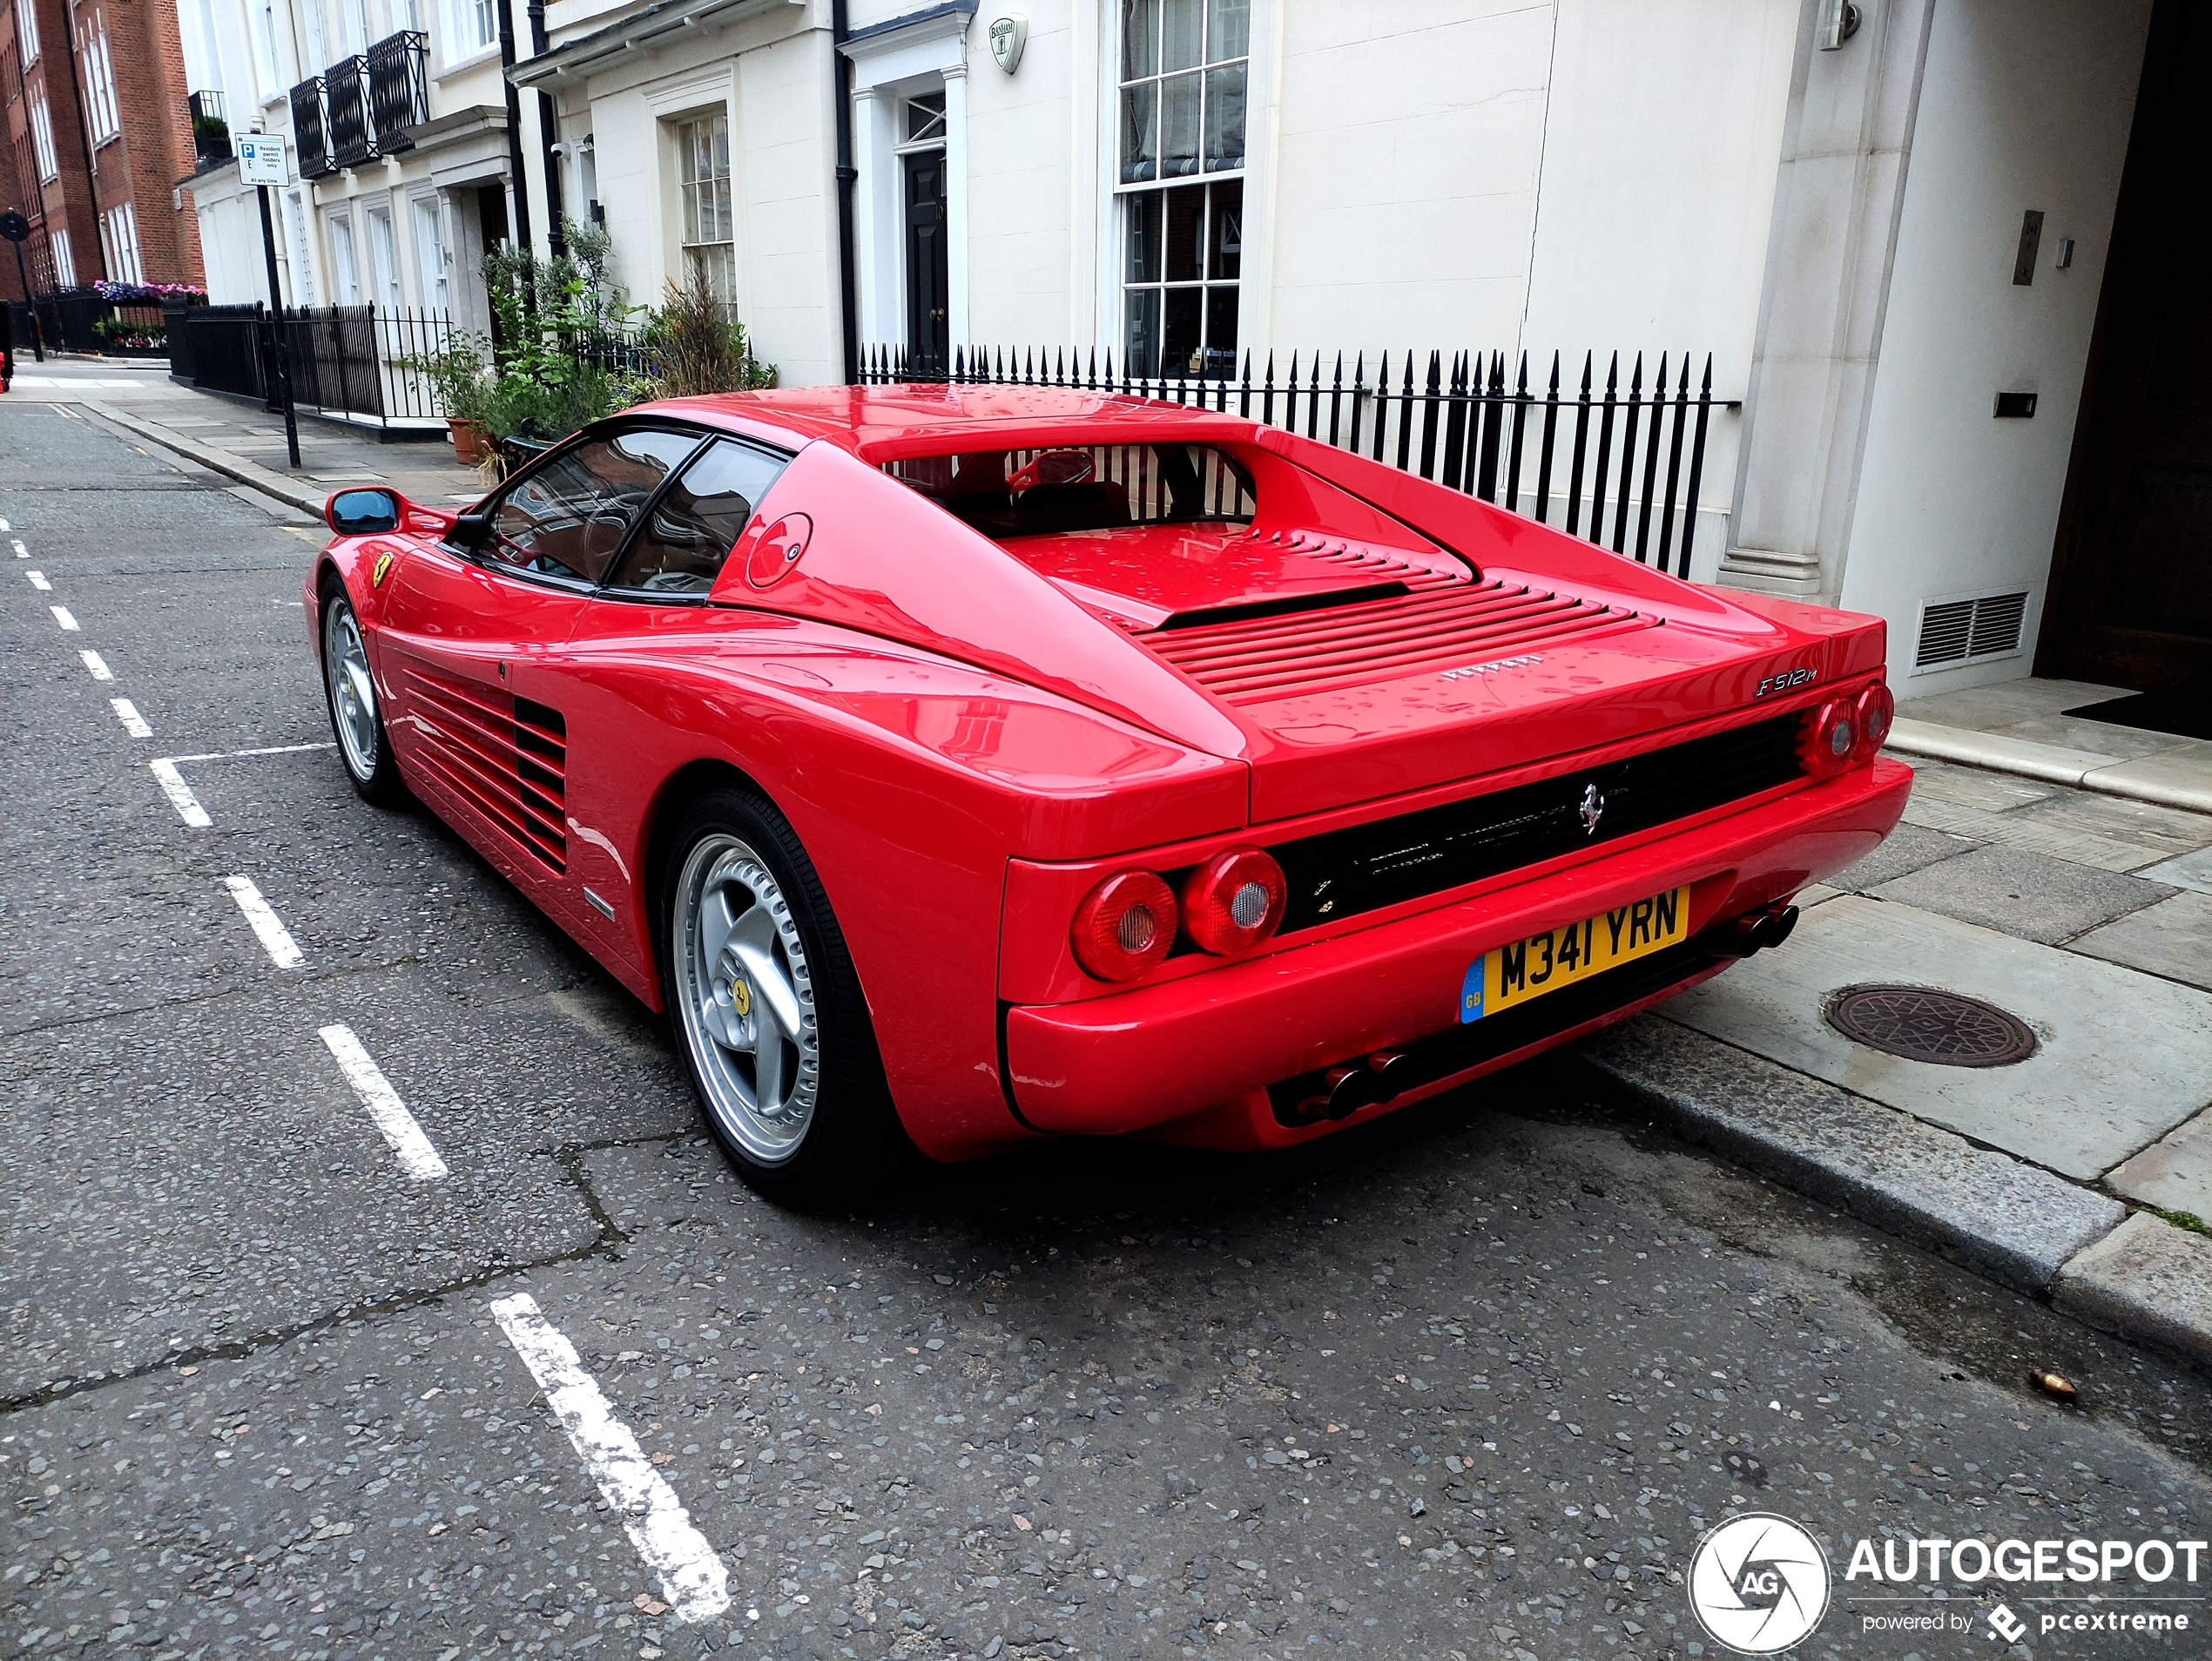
[188,90,232,168]
[169,301,454,426]
[291,78,334,178]
[860,343,1732,580]
[326,56,372,169]
[366,30,428,153]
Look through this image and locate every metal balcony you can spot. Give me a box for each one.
[291,78,334,178]
[326,55,372,170]
[366,30,429,156]
[187,90,232,169]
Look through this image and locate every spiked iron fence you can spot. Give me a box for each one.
[858,345,1733,579]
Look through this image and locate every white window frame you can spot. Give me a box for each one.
[100,202,143,284]
[672,110,736,306]
[442,0,495,63]
[1111,0,1248,381]
[410,191,448,312]
[49,226,76,286]
[363,200,401,306]
[16,0,37,64]
[28,89,57,180]
[79,15,121,145]
[327,210,361,304]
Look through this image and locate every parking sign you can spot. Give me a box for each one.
[238,134,288,186]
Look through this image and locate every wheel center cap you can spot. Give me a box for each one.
[730,978,751,1018]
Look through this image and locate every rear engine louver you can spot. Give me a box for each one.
[402,669,568,871]
[1136,541,1660,706]
[1915,590,2029,670]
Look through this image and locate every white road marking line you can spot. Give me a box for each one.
[110,698,152,739]
[489,1294,732,1623]
[224,874,303,969]
[80,650,113,681]
[318,1025,448,1179]
[10,538,24,557]
[51,604,78,631]
[26,571,50,591]
[149,760,210,826]
[159,741,334,764]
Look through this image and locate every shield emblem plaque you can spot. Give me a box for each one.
[988,12,1027,73]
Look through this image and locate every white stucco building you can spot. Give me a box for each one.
[178,0,2209,701]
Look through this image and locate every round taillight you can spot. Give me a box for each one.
[1807,699,1856,774]
[1180,845,1288,955]
[1070,869,1177,982]
[1854,682,1895,760]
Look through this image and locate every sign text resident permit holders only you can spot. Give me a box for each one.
[238,134,289,187]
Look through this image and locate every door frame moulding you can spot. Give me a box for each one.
[840,2,974,353]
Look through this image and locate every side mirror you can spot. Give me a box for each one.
[327,487,401,536]
[447,510,494,553]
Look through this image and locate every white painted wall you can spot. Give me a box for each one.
[1839,0,2148,692]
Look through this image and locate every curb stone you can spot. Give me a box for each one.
[81,400,326,517]
[1576,1015,2124,1292]
[1885,718,2212,815]
[2052,1212,2212,1369]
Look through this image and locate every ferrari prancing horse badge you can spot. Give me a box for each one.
[372,551,394,587]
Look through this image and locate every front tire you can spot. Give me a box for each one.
[658,786,907,1206]
[321,583,404,805]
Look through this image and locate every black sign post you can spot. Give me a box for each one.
[238,133,301,469]
[0,208,43,364]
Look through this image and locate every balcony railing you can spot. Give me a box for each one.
[326,55,372,169]
[187,90,232,169]
[366,30,428,155]
[291,77,334,178]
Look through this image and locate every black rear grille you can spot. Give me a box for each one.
[1276,713,1804,933]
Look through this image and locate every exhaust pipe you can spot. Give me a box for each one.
[1285,1050,1415,1124]
[1716,902,1799,958]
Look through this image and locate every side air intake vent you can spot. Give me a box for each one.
[1915,589,2030,671]
[401,670,568,871]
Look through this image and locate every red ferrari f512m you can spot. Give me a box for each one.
[307,384,1907,1203]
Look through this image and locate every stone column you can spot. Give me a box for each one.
[941,59,970,353]
[1720,0,1939,602]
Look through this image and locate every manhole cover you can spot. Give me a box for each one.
[1824,984,2039,1068]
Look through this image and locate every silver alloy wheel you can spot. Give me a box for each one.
[671,834,820,1165]
[324,599,380,781]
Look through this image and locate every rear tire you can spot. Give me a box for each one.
[657,785,910,1207]
[320,581,405,805]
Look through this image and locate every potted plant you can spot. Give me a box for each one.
[396,332,496,463]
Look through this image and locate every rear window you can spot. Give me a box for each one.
[882,442,1255,537]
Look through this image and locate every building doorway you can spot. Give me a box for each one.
[2040,0,2212,696]
[903,147,949,375]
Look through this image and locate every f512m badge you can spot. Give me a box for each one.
[1755,666,1816,698]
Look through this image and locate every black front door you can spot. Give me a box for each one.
[2041,0,2212,696]
[904,149,950,375]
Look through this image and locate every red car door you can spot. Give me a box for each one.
[376,427,705,917]
[558,436,796,973]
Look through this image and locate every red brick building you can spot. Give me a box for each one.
[0,0,203,300]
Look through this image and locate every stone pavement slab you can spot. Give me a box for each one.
[1871,842,2171,942]
[1826,820,1979,892]
[1578,1017,2124,1290]
[1899,791,2179,872]
[1902,758,2059,814]
[2068,890,2212,991]
[2140,844,2212,896]
[1661,895,2212,1179]
[2054,1212,2212,1369]
[2107,1109,2212,1219]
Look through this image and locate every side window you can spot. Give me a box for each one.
[604,440,790,595]
[487,429,703,584]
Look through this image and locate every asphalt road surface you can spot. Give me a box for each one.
[6,398,2211,1661]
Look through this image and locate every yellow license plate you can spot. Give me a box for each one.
[1460,887,1690,1023]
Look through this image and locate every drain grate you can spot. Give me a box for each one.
[1824,984,2039,1068]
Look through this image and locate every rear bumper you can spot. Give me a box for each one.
[1003,756,1911,1138]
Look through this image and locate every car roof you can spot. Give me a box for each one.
[635,382,1254,463]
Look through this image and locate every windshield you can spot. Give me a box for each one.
[881,442,1256,537]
